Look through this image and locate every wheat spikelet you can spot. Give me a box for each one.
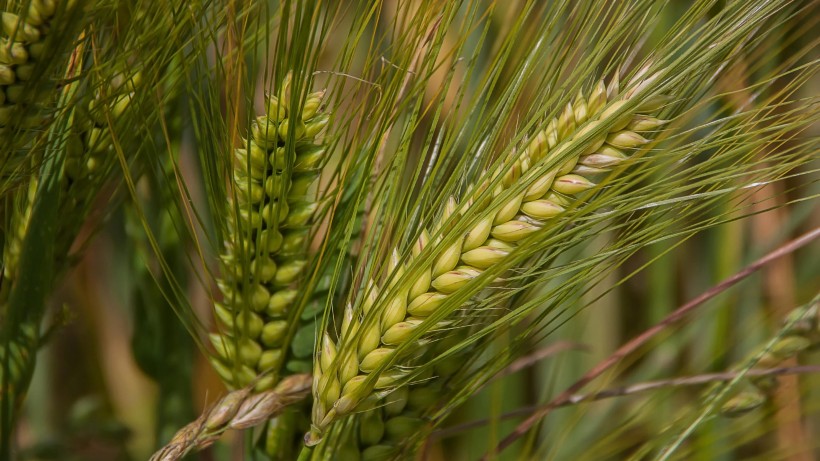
[209,74,330,392]
[721,302,819,416]
[307,72,671,445]
[1,178,37,285]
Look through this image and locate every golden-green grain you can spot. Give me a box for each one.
[308,73,671,445]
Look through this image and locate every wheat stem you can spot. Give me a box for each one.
[148,373,312,461]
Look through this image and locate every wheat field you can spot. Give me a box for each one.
[0,1,818,460]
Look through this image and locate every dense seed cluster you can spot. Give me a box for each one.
[209,77,329,392]
[309,74,671,445]
[0,1,67,129]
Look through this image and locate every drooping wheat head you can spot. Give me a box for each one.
[308,71,671,445]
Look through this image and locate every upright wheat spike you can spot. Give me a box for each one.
[0,56,141,445]
[0,68,138,387]
[209,74,330,392]
[307,72,671,445]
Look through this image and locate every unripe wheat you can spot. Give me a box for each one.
[209,74,330,392]
[308,72,671,446]
[0,1,71,131]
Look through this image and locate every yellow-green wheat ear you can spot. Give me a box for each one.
[307,72,671,445]
[0,1,69,132]
[209,78,330,393]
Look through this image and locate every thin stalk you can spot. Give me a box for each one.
[435,365,820,440]
[485,226,820,458]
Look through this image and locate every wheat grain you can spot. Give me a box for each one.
[0,1,68,131]
[209,74,330,392]
[307,72,671,445]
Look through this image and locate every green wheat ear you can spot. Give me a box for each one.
[0,0,90,400]
[0,1,64,130]
[721,303,819,417]
[307,71,671,446]
[209,73,330,392]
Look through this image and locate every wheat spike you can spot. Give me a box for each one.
[0,1,71,131]
[307,72,671,445]
[209,74,330,392]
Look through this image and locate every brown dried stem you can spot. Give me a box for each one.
[435,365,820,440]
[484,226,820,459]
[149,373,312,461]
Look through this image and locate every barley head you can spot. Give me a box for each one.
[0,1,74,133]
[307,72,671,445]
[209,75,330,392]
